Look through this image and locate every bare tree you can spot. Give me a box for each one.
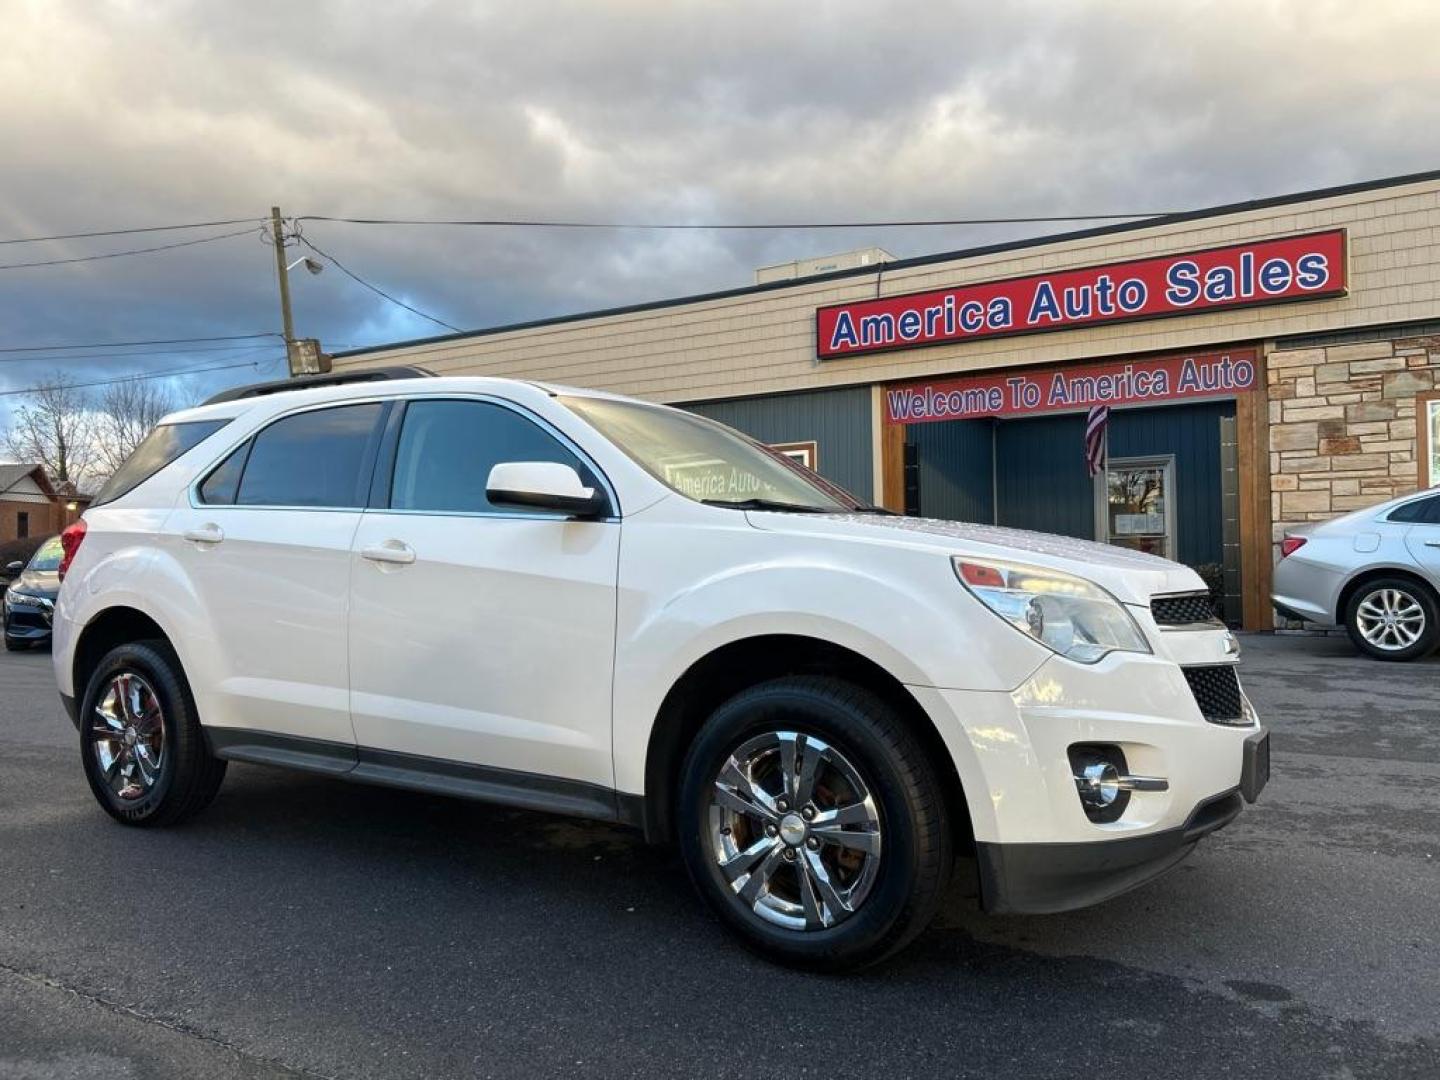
[95,379,175,476]
[1,378,98,489]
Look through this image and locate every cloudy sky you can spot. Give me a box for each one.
[2,0,1438,430]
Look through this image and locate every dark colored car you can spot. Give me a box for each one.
[3,535,62,651]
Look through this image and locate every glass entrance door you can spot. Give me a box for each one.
[1097,455,1175,558]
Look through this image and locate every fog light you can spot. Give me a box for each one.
[1068,744,1169,825]
[1077,762,1121,808]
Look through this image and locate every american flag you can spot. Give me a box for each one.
[1084,405,1110,477]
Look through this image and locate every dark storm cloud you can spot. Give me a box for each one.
[1,0,1437,418]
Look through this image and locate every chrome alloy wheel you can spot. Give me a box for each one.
[1356,588,1426,652]
[707,731,882,931]
[91,672,165,801]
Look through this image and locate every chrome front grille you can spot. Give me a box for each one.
[1152,592,1218,627]
[1181,664,1247,725]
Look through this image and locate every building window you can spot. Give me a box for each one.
[769,440,820,471]
[1096,455,1175,560]
[16,511,28,539]
[1420,392,1440,489]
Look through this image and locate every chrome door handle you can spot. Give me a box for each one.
[183,523,224,544]
[361,541,416,565]
[1425,540,1440,548]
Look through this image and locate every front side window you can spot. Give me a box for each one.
[389,399,590,514]
[92,419,230,506]
[561,395,860,512]
[236,403,383,508]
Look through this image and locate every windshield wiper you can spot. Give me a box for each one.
[701,498,832,513]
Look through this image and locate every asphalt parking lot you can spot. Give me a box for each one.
[1,635,1437,1079]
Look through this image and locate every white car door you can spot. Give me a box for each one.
[163,400,389,751]
[1402,493,1440,579]
[347,396,620,794]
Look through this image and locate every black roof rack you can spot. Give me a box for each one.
[200,365,434,406]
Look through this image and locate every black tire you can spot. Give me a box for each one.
[1343,577,1440,662]
[79,640,226,826]
[677,676,952,972]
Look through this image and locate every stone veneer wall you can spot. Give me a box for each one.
[1268,331,1438,550]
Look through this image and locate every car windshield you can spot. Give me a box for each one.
[27,536,64,572]
[561,395,861,512]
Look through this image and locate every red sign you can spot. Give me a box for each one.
[817,230,1346,359]
[884,350,1258,426]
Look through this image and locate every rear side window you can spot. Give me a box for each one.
[235,403,384,508]
[197,443,250,505]
[1388,495,1440,524]
[389,400,590,514]
[91,420,229,506]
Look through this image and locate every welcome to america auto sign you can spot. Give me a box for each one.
[883,350,1258,426]
[816,230,1347,359]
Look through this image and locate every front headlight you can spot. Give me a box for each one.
[953,557,1150,664]
[7,592,51,609]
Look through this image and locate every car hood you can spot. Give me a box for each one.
[7,570,59,599]
[746,512,1205,605]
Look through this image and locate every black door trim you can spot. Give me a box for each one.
[206,728,359,773]
[205,726,635,825]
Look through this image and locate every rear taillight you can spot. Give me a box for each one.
[58,518,88,580]
[1280,536,1307,559]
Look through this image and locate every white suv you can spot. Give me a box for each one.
[52,370,1268,970]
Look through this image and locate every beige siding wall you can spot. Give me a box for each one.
[335,177,1440,406]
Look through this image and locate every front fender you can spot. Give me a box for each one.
[609,522,1050,795]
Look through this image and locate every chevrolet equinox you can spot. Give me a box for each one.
[53,369,1269,970]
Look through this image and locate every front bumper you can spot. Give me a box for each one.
[977,726,1268,913]
[977,788,1243,914]
[908,639,1267,911]
[3,605,54,643]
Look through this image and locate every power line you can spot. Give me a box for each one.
[0,341,291,365]
[0,226,260,271]
[298,235,462,333]
[296,212,1176,231]
[0,217,265,246]
[0,354,285,398]
[0,332,280,354]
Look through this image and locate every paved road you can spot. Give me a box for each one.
[1,635,1437,1079]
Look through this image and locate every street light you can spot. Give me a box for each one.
[286,256,325,276]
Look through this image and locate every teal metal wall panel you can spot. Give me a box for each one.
[909,399,1234,568]
[1108,400,1233,568]
[908,418,995,522]
[685,386,874,502]
[994,414,1095,539]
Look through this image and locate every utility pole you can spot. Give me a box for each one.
[269,206,327,376]
[270,206,296,348]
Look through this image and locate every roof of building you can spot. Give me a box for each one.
[0,463,54,498]
[332,167,1440,361]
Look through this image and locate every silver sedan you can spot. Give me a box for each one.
[1273,488,1440,661]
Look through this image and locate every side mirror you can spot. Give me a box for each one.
[486,462,607,518]
[2,561,22,578]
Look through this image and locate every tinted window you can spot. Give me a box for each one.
[390,400,589,514]
[1388,495,1440,524]
[198,442,250,505]
[237,404,383,508]
[91,420,229,506]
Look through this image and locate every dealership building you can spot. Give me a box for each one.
[333,170,1440,629]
